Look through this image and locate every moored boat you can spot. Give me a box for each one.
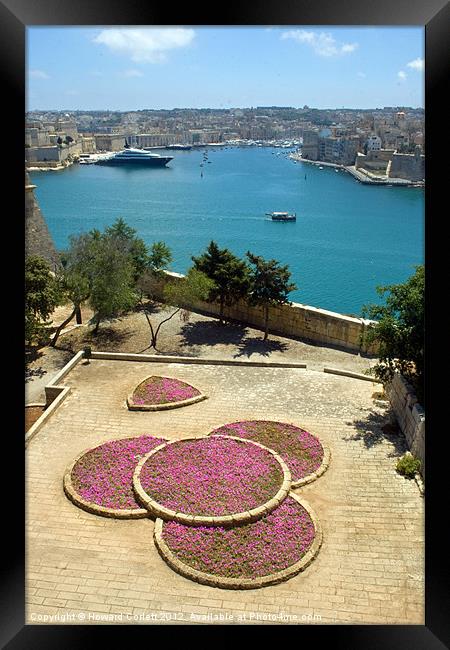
[94,148,173,167]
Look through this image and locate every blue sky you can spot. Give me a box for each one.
[27,26,424,111]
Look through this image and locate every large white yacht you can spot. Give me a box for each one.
[95,148,173,167]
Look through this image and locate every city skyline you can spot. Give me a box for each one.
[27,26,424,111]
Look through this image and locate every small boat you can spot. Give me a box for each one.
[319,166,324,170]
[266,211,297,222]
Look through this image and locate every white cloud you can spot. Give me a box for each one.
[29,69,50,79]
[407,57,424,71]
[398,70,407,80]
[122,69,144,77]
[93,27,195,63]
[281,30,358,57]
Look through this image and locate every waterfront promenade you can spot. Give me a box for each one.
[289,153,422,187]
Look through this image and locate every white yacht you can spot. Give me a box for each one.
[94,148,173,167]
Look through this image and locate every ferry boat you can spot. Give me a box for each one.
[266,211,297,222]
[94,148,173,167]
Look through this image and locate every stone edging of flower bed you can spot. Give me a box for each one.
[291,441,332,489]
[126,378,207,411]
[153,492,322,590]
[207,422,331,489]
[133,435,292,526]
[63,441,157,519]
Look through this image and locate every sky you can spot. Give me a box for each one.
[27,26,425,111]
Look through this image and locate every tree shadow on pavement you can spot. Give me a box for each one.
[57,325,137,354]
[233,336,290,359]
[179,321,248,350]
[343,408,407,457]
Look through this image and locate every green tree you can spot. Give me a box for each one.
[140,268,214,351]
[105,217,151,280]
[192,241,250,324]
[246,252,297,341]
[57,229,138,336]
[362,265,424,404]
[86,235,138,334]
[148,241,173,273]
[49,251,91,347]
[25,256,62,345]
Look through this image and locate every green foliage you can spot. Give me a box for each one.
[246,252,297,341]
[105,217,150,280]
[25,256,62,345]
[148,241,173,274]
[140,269,214,350]
[163,268,214,308]
[192,241,251,322]
[362,265,424,403]
[62,225,139,334]
[87,237,137,329]
[396,452,421,478]
[59,219,174,338]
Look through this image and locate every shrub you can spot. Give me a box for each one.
[396,452,421,478]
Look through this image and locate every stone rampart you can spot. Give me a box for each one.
[140,271,377,354]
[389,152,425,182]
[25,173,61,270]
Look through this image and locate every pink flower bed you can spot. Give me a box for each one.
[131,376,200,406]
[71,435,166,510]
[210,420,324,483]
[161,495,315,579]
[138,437,284,517]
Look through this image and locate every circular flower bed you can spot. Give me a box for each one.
[127,376,206,411]
[210,420,327,486]
[64,435,167,518]
[155,493,321,588]
[134,436,291,524]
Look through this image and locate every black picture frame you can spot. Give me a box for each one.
[5,0,449,647]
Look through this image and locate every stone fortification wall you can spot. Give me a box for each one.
[25,173,62,270]
[140,271,377,354]
[385,372,425,477]
[389,152,425,181]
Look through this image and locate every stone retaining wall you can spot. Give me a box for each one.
[385,372,425,477]
[141,271,378,354]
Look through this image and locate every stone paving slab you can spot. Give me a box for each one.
[26,358,424,625]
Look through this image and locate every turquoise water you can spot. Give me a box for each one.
[30,146,424,316]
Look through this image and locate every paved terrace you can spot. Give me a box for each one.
[26,356,424,625]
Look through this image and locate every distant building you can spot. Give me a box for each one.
[366,135,382,151]
[127,133,179,148]
[81,136,97,154]
[94,134,125,151]
[301,130,319,160]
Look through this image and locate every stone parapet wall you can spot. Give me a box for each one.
[140,271,377,354]
[385,372,425,476]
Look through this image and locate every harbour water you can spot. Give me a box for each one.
[29,146,424,316]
